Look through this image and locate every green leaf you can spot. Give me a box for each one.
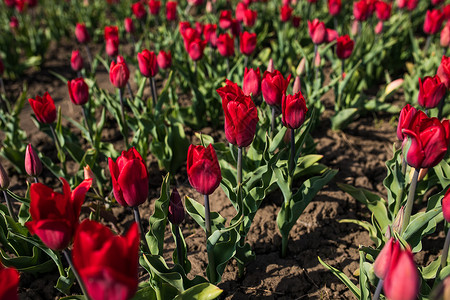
[421,256,441,280]
[383,146,405,214]
[170,223,191,274]
[359,250,371,300]
[330,108,359,131]
[318,256,361,299]
[131,286,156,300]
[173,283,222,300]
[184,196,226,233]
[402,209,443,252]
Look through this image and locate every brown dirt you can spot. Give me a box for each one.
[3,39,443,300]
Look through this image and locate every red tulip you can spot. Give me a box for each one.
[262,70,292,106]
[325,28,338,42]
[124,17,135,33]
[137,49,159,78]
[181,27,199,50]
[353,0,369,21]
[442,188,450,222]
[280,5,293,22]
[195,22,204,37]
[28,92,57,124]
[243,67,261,97]
[308,19,326,44]
[72,220,139,300]
[187,144,222,195]
[231,19,242,37]
[108,147,149,207]
[292,16,301,28]
[235,2,247,21]
[336,35,354,60]
[438,55,450,88]
[71,50,83,72]
[375,1,391,21]
[282,91,308,129]
[0,263,19,300]
[373,238,400,279]
[75,23,90,44]
[68,78,89,106]
[402,116,450,168]
[243,9,257,27]
[187,38,207,61]
[188,0,203,6]
[109,56,130,89]
[166,1,177,21]
[418,75,446,109]
[25,144,42,177]
[432,0,444,5]
[397,104,419,141]
[148,0,161,15]
[406,0,419,11]
[132,1,147,19]
[444,4,450,20]
[104,25,119,41]
[4,0,15,7]
[106,36,119,57]
[217,33,235,57]
[239,31,257,56]
[219,10,233,29]
[168,188,185,225]
[441,22,450,47]
[157,50,172,69]
[383,247,419,300]
[328,0,341,16]
[424,9,444,35]
[203,23,218,47]
[217,80,259,147]
[26,178,92,250]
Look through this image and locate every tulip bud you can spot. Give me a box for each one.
[148,0,161,15]
[168,188,185,225]
[83,165,95,186]
[239,31,257,56]
[375,1,391,21]
[217,33,235,57]
[353,0,369,21]
[137,49,159,78]
[243,9,257,27]
[75,23,90,44]
[187,144,222,195]
[442,188,450,222]
[280,5,293,22]
[166,1,177,21]
[187,39,207,61]
[25,144,42,177]
[267,58,275,73]
[441,23,450,48]
[70,50,83,72]
[424,9,444,35]
[0,162,9,191]
[157,50,172,69]
[236,2,247,21]
[124,17,135,33]
[28,92,57,124]
[105,36,119,57]
[375,21,383,34]
[373,238,400,279]
[308,19,326,45]
[68,78,89,106]
[293,76,301,94]
[282,91,308,129]
[336,35,355,60]
[391,206,404,234]
[418,75,446,109]
[206,0,213,12]
[243,67,261,97]
[292,16,301,28]
[262,70,291,106]
[109,56,130,89]
[314,51,321,67]
[132,2,147,20]
[328,0,341,16]
[297,58,306,75]
[438,55,450,89]
[351,20,359,36]
[219,10,233,29]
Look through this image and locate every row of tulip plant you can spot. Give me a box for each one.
[1,0,450,299]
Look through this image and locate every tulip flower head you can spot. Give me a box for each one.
[71,50,83,72]
[243,9,257,27]
[168,188,185,225]
[438,55,450,89]
[187,144,222,195]
[166,1,177,21]
[75,23,90,44]
[28,92,57,124]
[328,0,341,16]
[336,35,355,60]
[187,38,207,61]
[308,19,326,44]
[124,17,135,33]
[441,22,450,47]
[373,238,400,279]
[203,24,218,47]
[353,0,369,21]
[239,31,257,56]
[442,188,450,222]
[148,0,161,15]
[157,50,172,69]
[418,75,446,109]
[262,70,292,106]
[68,77,89,106]
[109,56,130,89]
[375,1,391,21]
[219,10,233,29]
[280,5,293,22]
[0,262,19,300]
[132,1,147,19]
[243,67,261,97]
[397,104,419,142]
[217,33,235,57]
[137,49,159,78]
[424,9,444,35]
[282,91,308,129]
[25,144,43,177]
[236,2,247,21]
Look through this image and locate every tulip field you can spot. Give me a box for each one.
[3,0,450,299]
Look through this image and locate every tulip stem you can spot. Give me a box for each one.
[82,106,94,144]
[84,45,93,72]
[313,44,318,81]
[270,106,276,140]
[127,82,135,100]
[372,279,383,300]
[49,124,67,175]
[237,147,242,185]
[237,146,246,278]
[133,206,149,252]
[394,157,408,215]
[3,190,16,222]
[290,128,295,175]
[204,194,216,283]
[244,56,249,70]
[438,93,445,119]
[341,59,345,80]
[401,167,419,234]
[62,249,91,300]
[424,36,432,54]
[441,226,450,269]
[150,77,158,108]
[118,88,129,149]
[173,224,185,271]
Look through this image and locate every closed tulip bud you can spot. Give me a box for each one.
[336,35,355,60]
[293,76,301,94]
[217,80,259,147]
[73,220,139,300]
[187,39,207,61]
[206,0,213,13]
[243,9,257,27]
[157,50,172,69]
[187,144,222,195]
[282,91,308,129]
[124,17,135,33]
[375,21,383,34]
[297,57,306,75]
[68,78,89,106]
[109,56,130,89]
[438,55,450,88]
[375,1,391,21]
[217,33,235,57]
[168,188,185,225]
[239,31,257,56]
[70,50,83,72]
[137,49,159,78]
[0,162,9,191]
[353,0,369,21]
[25,144,42,177]
[315,51,321,67]
[373,238,400,279]
[351,20,359,35]
[28,92,57,124]
[262,70,291,106]
[75,23,90,44]
[424,9,444,35]
[105,36,119,57]
[0,263,19,300]
[203,24,218,47]
[418,75,446,109]
[392,206,404,234]
[383,248,419,300]
[166,1,177,20]
[267,58,275,73]
[308,19,327,44]
[442,188,450,222]
[236,2,247,21]
[219,10,233,29]
[441,23,450,47]
[132,2,147,19]
[243,67,261,97]
[280,5,293,22]
[328,0,341,16]
[292,16,301,28]
[83,165,95,186]
[108,147,149,207]
[148,0,161,15]
[104,25,119,42]
[9,16,19,31]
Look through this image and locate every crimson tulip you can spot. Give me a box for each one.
[25,144,42,177]
[148,0,160,14]
[406,0,419,11]
[203,23,218,47]
[110,56,130,89]
[195,22,204,37]
[261,70,292,106]
[438,55,450,88]
[219,10,233,29]
[243,9,257,27]
[230,19,242,37]
[282,91,308,129]
[72,220,139,300]
[28,92,57,124]
[168,188,185,225]
[71,50,83,72]
[397,104,419,141]
[68,78,89,106]
[181,27,199,50]
[243,67,261,97]
[132,1,147,19]
[187,144,222,195]
[0,263,19,300]
[166,1,177,20]
[292,16,301,28]
[444,4,450,20]
[75,23,90,44]
[157,50,172,69]
[418,75,446,109]
[375,1,391,21]
[235,2,247,21]
[308,19,326,44]
[187,38,207,61]
[104,25,119,41]
[353,0,369,21]
[217,80,258,147]
[443,188,450,222]
[124,17,135,33]
[336,35,354,60]
[328,0,341,16]
[424,9,444,35]
[402,116,450,169]
[137,49,159,78]
[26,178,92,250]
[373,238,400,279]
[280,5,293,22]
[239,31,257,56]
[106,36,119,57]
[217,33,235,57]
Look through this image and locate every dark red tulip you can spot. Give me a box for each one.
[438,55,450,88]
[166,1,177,21]
[217,80,259,147]
[444,4,450,20]
[106,36,119,57]
[157,50,172,69]
[4,0,15,7]
[406,0,419,11]
[187,38,207,61]
[375,1,391,21]
[168,188,185,225]
[195,22,204,37]
[68,78,89,106]
[292,16,301,28]
[243,9,257,27]
[104,25,119,43]
[231,19,242,37]
[280,5,293,22]
[325,28,338,42]
[336,35,354,60]
[282,91,308,129]
[203,23,218,47]
[187,144,222,195]
[239,31,257,56]
[132,1,147,19]
[71,50,83,72]
[353,0,369,21]
[179,21,191,37]
[148,0,161,15]
[424,9,444,35]
[108,147,149,207]
[26,178,92,250]
[181,27,199,50]
[137,49,159,78]
[72,220,139,300]
[0,263,19,300]
[219,10,233,29]
[25,144,42,177]
[397,104,419,141]
[28,92,57,124]
[75,23,90,44]
[124,17,135,33]
[328,0,341,16]
[308,19,326,44]
[110,56,130,89]
[432,0,444,5]
[243,67,261,97]
[418,75,446,109]
[262,70,291,106]
[217,33,235,57]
